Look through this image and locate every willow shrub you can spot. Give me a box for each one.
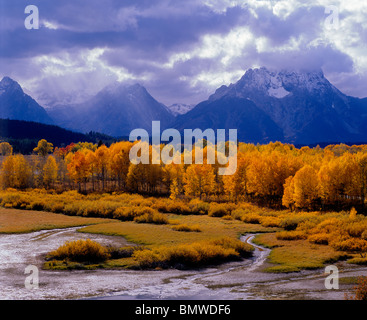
[132,237,253,269]
[171,224,201,232]
[47,239,110,263]
[208,203,236,217]
[113,206,168,224]
[276,230,307,241]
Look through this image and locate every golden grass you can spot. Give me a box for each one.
[254,233,345,272]
[0,207,109,234]
[79,214,271,248]
[2,189,366,272]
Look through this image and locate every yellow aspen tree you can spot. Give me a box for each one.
[357,153,367,209]
[43,155,58,189]
[6,155,32,189]
[184,164,215,200]
[293,165,319,210]
[67,151,90,192]
[33,139,54,157]
[0,142,13,156]
[223,153,250,202]
[94,145,110,191]
[282,176,295,211]
[170,178,179,200]
[85,150,97,192]
[109,142,132,190]
[126,163,145,193]
[1,155,15,188]
[163,163,185,197]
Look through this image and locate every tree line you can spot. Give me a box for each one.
[1,140,367,212]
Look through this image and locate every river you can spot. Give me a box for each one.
[0,228,363,300]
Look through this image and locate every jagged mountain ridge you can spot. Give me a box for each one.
[173,67,367,144]
[0,77,53,125]
[47,82,174,137]
[2,68,367,145]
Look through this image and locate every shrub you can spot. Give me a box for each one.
[132,249,162,269]
[47,239,110,263]
[188,199,210,215]
[133,237,253,269]
[240,213,261,224]
[346,276,367,300]
[260,216,281,228]
[276,231,307,241]
[106,245,145,259]
[164,243,238,267]
[167,201,191,215]
[354,277,367,300]
[279,215,311,231]
[152,198,169,212]
[346,222,367,238]
[230,208,248,220]
[30,201,46,211]
[113,206,136,221]
[134,211,168,224]
[308,233,330,245]
[50,203,64,213]
[208,203,234,217]
[153,199,191,215]
[309,218,340,234]
[221,215,233,220]
[171,224,201,232]
[349,207,357,220]
[113,206,168,224]
[331,238,367,257]
[210,237,253,257]
[347,257,367,265]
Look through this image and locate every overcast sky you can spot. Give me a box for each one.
[0,0,366,106]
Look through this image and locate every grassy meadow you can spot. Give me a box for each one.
[0,188,367,272]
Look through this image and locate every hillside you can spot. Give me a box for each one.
[0,119,116,154]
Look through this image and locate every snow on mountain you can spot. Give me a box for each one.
[268,75,290,98]
[167,103,195,116]
[176,67,367,144]
[209,67,337,101]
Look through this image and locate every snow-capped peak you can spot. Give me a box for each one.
[167,103,195,116]
[209,67,334,101]
[267,74,290,98]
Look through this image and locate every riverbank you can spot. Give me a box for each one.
[0,228,363,300]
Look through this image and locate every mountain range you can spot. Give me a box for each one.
[173,67,367,144]
[0,77,53,125]
[47,82,174,137]
[1,67,367,145]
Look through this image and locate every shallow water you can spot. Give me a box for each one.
[0,229,363,300]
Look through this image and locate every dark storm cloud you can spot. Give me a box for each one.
[0,1,247,58]
[0,0,366,106]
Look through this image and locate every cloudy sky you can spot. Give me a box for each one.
[0,0,366,106]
